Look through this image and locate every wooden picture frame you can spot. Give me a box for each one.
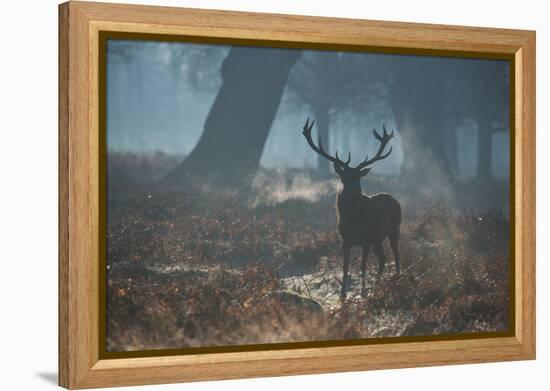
[59,1,536,389]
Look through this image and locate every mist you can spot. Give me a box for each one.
[106,39,510,212]
[105,39,512,350]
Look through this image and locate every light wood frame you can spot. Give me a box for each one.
[59,1,536,389]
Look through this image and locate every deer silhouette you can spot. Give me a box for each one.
[301,118,401,300]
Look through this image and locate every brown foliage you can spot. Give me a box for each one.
[106,153,510,352]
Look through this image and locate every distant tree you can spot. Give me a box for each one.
[166,42,229,91]
[383,55,461,187]
[471,61,509,182]
[287,51,389,176]
[108,40,134,61]
[163,43,229,149]
[107,41,144,150]
[386,56,509,185]
[442,58,510,182]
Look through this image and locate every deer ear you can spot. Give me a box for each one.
[360,167,371,177]
[333,161,344,175]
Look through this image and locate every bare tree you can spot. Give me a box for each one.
[163,46,301,188]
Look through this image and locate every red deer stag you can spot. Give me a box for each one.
[301,118,401,300]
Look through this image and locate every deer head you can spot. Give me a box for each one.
[302,118,394,192]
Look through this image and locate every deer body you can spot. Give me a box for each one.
[301,118,401,300]
[337,191,401,247]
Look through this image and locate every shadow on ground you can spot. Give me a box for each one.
[35,372,57,385]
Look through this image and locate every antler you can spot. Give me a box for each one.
[355,125,394,170]
[302,118,350,167]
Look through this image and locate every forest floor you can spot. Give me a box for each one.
[106,151,511,352]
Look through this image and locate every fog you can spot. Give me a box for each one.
[106,39,509,183]
[105,40,512,351]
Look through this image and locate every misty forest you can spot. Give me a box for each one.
[106,39,511,352]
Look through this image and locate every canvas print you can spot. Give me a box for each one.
[105,39,511,353]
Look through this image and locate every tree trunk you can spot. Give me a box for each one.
[443,119,459,177]
[476,115,493,182]
[313,101,331,177]
[394,108,452,181]
[388,56,454,187]
[163,46,300,188]
[393,105,456,206]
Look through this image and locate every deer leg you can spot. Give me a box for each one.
[361,245,369,293]
[341,243,351,301]
[373,243,387,277]
[389,232,400,275]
